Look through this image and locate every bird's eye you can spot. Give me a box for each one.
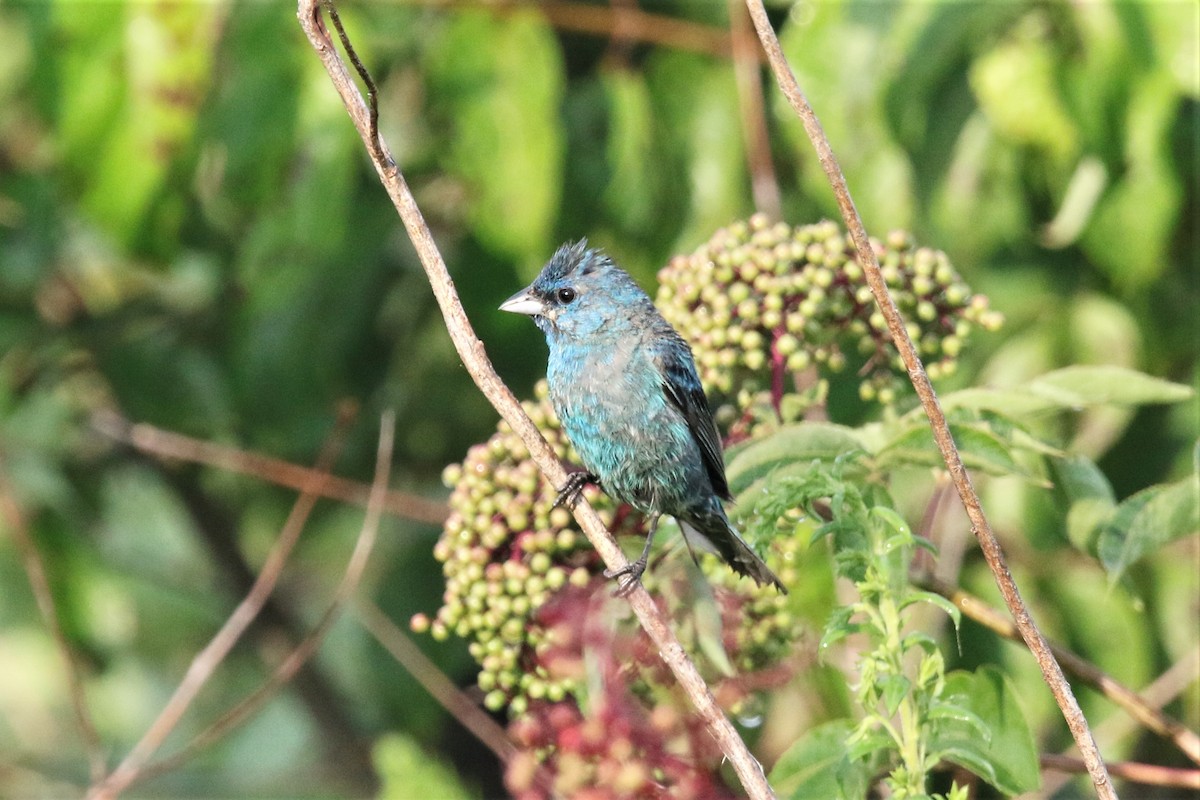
[556,287,577,304]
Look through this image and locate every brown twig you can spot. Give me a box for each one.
[355,599,515,762]
[397,0,738,59]
[727,0,781,219]
[297,3,777,797]
[0,464,107,783]
[91,410,448,526]
[86,410,358,799]
[922,577,1200,767]
[133,412,396,787]
[742,2,1115,797]
[1040,754,1200,790]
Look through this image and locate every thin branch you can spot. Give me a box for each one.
[397,0,738,59]
[0,464,107,783]
[87,410,357,799]
[1040,755,1200,790]
[133,412,396,787]
[355,599,515,763]
[297,4,777,797]
[923,577,1200,766]
[92,410,448,526]
[727,0,781,219]
[741,2,1115,797]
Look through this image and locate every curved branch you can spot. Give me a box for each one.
[741,1,1115,798]
[296,3,776,798]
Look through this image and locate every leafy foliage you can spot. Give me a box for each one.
[0,0,1195,797]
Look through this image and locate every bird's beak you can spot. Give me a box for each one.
[499,288,545,317]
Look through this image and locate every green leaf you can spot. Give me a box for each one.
[725,423,865,499]
[426,10,563,268]
[901,591,962,632]
[931,668,1040,795]
[374,733,474,799]
[878,674,911,717]
[769,719,873,800]
[1098,468,1200,579]
[688,567,737,677]
[1028,366,1194,408]
[877,421,1044,484]
[1052,454,1117,552]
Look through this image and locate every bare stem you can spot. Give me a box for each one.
[86,412,354,799]
[134,413,396,787]
[297,3,777,797]
[727,0,781,219]
[355,600,515,763]
[0,464,107,783]
[92,409,448,526]
[1040,755,1200,790]
[741,1,1114,797]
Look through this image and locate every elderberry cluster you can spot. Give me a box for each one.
[655,214,1002,404]
[411,382,640,715]
[416,380,804,714]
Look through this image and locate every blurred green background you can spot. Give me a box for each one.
[0,0,1196,797]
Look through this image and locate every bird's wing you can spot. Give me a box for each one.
[653,340,731,500]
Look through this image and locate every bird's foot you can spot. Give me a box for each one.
[603,558,647,597]
[553,471,598,509]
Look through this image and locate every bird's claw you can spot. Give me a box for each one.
[604,558,647,597]
[553,471,597,509]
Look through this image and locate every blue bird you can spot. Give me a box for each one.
[500,241,785,593]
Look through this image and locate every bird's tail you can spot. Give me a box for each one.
[681,503,786,593]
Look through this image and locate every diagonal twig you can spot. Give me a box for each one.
[130,412,396,788]
[86,410,357,799]
[355,599,514,762]
[727,0,781,219]
[297,3,777,797]
[741,1,1115,797]
[92,410,448,526]
[0,463,107,783]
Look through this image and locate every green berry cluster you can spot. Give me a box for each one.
[656,214,1002,405]
[412,382,645,714]
[416,379,805,713]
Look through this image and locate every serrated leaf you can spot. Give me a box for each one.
[901,591,962,631]
[878,674,911,717]
[819,605,859,655]
[845,728,897,764]
[877,421,1045,484]
[1028,366,1194,408]
[931,668,1040,795]
[1098,472,1200,579]
[769,719,873,800]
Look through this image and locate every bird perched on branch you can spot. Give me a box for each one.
[500,241,785,594]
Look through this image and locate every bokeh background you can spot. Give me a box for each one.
[0,0,1196,797]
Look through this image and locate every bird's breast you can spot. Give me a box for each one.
[546,339,703,514]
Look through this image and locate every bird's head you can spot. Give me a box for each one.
[500,240,651,340]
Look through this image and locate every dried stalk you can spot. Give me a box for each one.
[92,410,447,525]
[297,2,777,797]
[86,412,357,799]
[741,1,1115,797]
[0,465,107,783]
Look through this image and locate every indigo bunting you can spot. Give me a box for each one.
[500,241,785,593]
